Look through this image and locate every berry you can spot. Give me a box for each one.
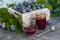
[30,8,32,11]
[1,22,6,29]
[36,6,41,9]
[12,6,16,10]
[12,2,45,13]
[25,7,31,12]
[22,5,26,8]
[18,3,23,6]
[40,4,45,8]
[16,6,20,10]
[21,9,26,13]
[46,20,52,25]
[17,9,21,12]
[32,7,36,10]
[10,25,16,31]
[27,5,31,9]
[35,4,41,9]
[23,1,29,7]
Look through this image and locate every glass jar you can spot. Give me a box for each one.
[36,13,46,30]
[23,14,38,34]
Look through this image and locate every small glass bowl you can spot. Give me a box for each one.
[23,25,38,34]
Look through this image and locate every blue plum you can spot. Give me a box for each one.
[10,25,16,31]
[32,6,36,10]
[1,22,6,29]
[46,20,52,25]
[40,4,45,8]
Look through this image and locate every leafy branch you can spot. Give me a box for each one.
[0,8,23,33]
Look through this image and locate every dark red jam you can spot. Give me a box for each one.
[36,13,46,30]
[24,25,37,34]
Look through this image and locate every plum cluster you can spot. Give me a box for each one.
[0,22,16,31]
[12,1,45,13]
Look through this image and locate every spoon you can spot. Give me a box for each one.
[36,25,59,38]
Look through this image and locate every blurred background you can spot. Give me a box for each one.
[0,0,60,17]
[0,0,26,7]
[0,0,37,7]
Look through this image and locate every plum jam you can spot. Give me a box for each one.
[23,25,37,34]
[36,13,46,30]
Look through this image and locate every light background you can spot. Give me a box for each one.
[0,0,35,8]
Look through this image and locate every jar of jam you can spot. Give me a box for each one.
[23,14,38,34]
[36,13,46,30]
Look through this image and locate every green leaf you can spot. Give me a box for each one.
[9,18,18,26]
[5,22,11,32]
[50,13,58,17]
[15,29,23,33]
[54,8,60,12]
[48,0,57,4]
[52,5,57,10]
[44,4,52,10]
[30,2,36,7]
[0,8,23,33]
[37,0,46,4]
[58,3,60,8]
[57,0,60,4]
[50,11,59,17]
[0,8,10,21]
[15,13,23,27]
[8,3,15,8]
